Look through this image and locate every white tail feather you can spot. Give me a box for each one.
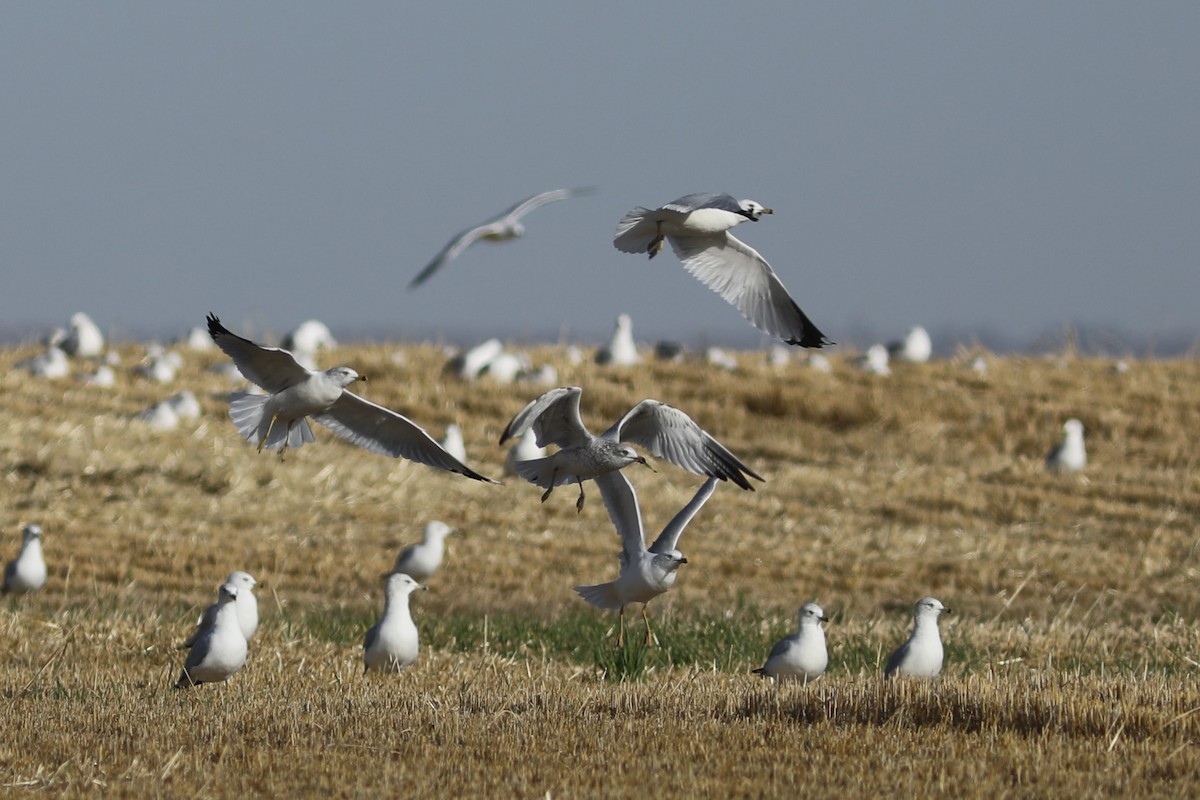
[575,581,622,610]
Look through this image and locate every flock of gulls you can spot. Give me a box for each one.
[7,189,1092,688]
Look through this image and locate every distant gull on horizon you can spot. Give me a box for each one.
[594,313,641,366]
[576,473,718,646]
[884,596,949,678]
[613,192,831,348]
[499,386,762,512]
[1045,418,1087,474]
[206,313,498,484]
[408,187,595,289]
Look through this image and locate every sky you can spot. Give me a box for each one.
[2,3,1198,353]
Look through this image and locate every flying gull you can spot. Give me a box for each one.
[206,313,497,484]
[613,192,831,348]
[576,473,717,646]
[499,386,762,512]
[409,187,594,289]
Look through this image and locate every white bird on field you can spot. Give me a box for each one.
[576,474,717,646]
[20,346,69,379]
[888,326,932,364]
[167,390,202,421]
[175,583,248,689]
[595,313,641,366]
[439,424,468,463]
[505,429,546,476]
[363,572,425,673]
[62,312,105,358]
[1045,419,1087,474]
[754,603,829,683]
[3,524,47,594]
[884,597,950,678]
[613,192,831,348]
[138,400,180,431]
[857,344,891,376]
[409,187,595,289]
[392,522,455,583]
[282,319,337,370]
[499,386,762,512]
[206,313,497,483]
[182,572,259,648]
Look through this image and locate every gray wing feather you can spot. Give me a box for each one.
[182,602,220,649]
[206,313,312,393]
[648,477,718,554]
[408,223,502,289]
[314,393,497,483]
[595,471,646,560]
[884,641,909,676]
[668,234,831,348]
[662,192,742,214]
[504,187,593,221]
[606,400,763,489]
[498,387,590,448]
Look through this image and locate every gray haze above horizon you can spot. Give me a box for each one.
[2,3,1198,354]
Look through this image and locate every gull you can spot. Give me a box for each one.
[576,474,717,646]
[439,424,468,463]
[884,597,950,678]
[282,319,337,370]
[594,313,641,366]
[887,326,932,364]
[62,312,105,358]
[392,522,454,583]
[20,346,69,379]
[753,603,829,683]
[613,192,831,348]
[3,524,47,594]
[182,572,259,648]
[206,313,497,482]
[856,344,891,376]
[137,400,180,431]
[408,187,595,289]
[499,386,762,512]
[505,429,546,476]
[175,582,248,689]
[167,390,202,421]
[1046,419,1087,473]
[363,572,425,673]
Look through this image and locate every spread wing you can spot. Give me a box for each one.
[595,471,645,560]
[661,192,742,214]
[498,386,591,448]
[206,313,313,392]
[503,187,594,222]
[313,392,498,483]
[408,221,507,289]
[605,400,763,490]
[648,477,718,554]
[668,234,831,348]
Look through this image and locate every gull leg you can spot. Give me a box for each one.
[642,604,657,647]
[575,479,586,513]
[540,469,558,504]
[257,414,279,454]
[648,222,664,259]
[278,421,295,462]
[617,606,626,648]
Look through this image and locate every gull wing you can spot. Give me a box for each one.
[648,477,718,554]
[594,471,646,560]
[313,393,498,483]
[408,221,507,289]
[661,192,742,214]
[668,234,832,348]
[181,602,220,649]
[207,313,313,393]
[502,187,595,223]
[605,400,763,490]
[498,386,591,448]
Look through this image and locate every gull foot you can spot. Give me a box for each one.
[648,236,665,259]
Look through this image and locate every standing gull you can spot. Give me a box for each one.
[363,572,425,673]
[1045,419,1087,474]
[206,314,497,483]
[392,521,454,583]
[3,524,47,595]
[754,603,829,683]
[613,192,831,348]
[175,583,248,689]
[576,474,718,646]
[499,386,762,512]
[182,571,259,647]
[884,597,950,678]
[408,187,595,289]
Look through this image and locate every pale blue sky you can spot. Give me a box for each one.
[3,3,1198,352]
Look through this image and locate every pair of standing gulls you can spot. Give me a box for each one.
[408,188,831,349]
[175,572,259,689]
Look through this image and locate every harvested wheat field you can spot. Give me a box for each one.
[2,340,1200,798]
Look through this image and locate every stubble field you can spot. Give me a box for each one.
[2,339,1200,797]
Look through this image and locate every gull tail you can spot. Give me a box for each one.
[228,392,315,451]
[574,582,622,611]
[511,456,576,490]
[612,207,659,254]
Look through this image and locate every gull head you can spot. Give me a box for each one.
[799,603,828,627]
[227,571,256,592]
[386,572,426,597]
[23,524,43,542]
[1063,418,1085,440]
[424,521,454,542]
[324,366,366,388]
[738,200,774,221]
[617,446,655,472]
[219,584,240,602]
[914,596,949,621]
[652,549,688,575]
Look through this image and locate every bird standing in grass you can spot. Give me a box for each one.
[1045,418,1087,473]
[884,597,949,678]
[363,573,425,673]
[182,571,259,647]
[3,524,47,595]
[175,583,248,689]
[393,522,455,583]
[754,603,829,683]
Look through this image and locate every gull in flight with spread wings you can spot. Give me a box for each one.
[408,187,595,289]
[206,314,497,483]
[499,386,761,512]
[613,192,831,348]
[576,473,717,646]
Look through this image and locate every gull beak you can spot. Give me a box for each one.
[679,557,689,564]
[819,616,829,623]
[359,375,368,382]
[943,608,952,615]
[761,207,774,215]
[420,584,429,592]
[638,457,656,473]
